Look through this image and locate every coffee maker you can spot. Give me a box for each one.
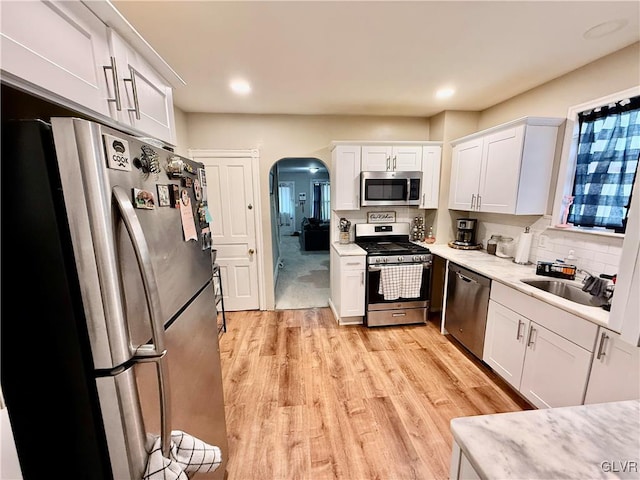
[452,218,479,248]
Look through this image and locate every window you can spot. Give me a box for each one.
[555,88,640,235]
[311,180,330,222]
[568,96,639,233]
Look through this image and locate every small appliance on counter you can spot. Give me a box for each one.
[536,261,577,280]
[449,218,482,250]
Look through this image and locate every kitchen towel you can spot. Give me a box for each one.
[378,264,423,300]
[514,231,532,264]
[582,275,608,298]
[144,430,223,480]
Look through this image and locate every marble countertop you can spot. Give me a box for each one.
[451,399,640,479]
[418,242,611,329]
[331,241,367,256]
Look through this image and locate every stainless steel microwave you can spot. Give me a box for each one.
[360,171,422,206]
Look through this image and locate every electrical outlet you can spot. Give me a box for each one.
[539,234,549,248]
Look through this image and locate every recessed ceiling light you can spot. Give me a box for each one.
[230,79,251,95]
[583,19,628,39]
[436,87,455,99]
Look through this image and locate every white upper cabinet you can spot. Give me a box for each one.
[419,145,442,209]
[361,145,423,171]
[109,31,176,145]
[331,144,361,211]
[0,0,182,146]
[332,141,442,211]
[449,117,563,214]
[0,1,112,117]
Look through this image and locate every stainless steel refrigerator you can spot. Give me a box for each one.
[1,117,228,479]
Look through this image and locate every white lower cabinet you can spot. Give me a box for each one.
[584,327,640,404]
[518,322,592,408]
[450,441,481,480]
[483,301,527,389]
[483,283,597,408]
[329,247,365,323]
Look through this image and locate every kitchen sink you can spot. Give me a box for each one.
[520,279,607,307]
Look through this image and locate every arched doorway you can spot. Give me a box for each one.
[270,157,331,310]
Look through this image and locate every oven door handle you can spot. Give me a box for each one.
[368,263,432,272]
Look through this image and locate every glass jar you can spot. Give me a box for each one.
[487,235,501,255]
[497,236,514,258]
[425,226,436,244]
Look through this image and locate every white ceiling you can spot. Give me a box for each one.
[112,1,640,117]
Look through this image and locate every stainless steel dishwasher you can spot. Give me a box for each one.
[445,262,492,359]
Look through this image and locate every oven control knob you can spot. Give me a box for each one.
[382,257,388,263]
[374,257,380,263]
[397,256,404,262]
[413,255,421,262]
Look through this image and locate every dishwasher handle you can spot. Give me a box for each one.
[456,271,477,284]
[448,263,492,288]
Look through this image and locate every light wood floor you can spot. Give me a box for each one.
[218,308,531,480]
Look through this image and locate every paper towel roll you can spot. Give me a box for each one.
[514,231,532,264]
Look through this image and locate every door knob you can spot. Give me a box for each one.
[249,249,255,255]
[248,204,253,210]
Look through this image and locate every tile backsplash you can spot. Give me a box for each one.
[477,214,623,280]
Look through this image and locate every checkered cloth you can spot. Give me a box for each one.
[143,430,222,480]
[378,264,423,300]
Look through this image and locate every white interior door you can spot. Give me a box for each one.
[200,156,260,311]
[278,181,295,236]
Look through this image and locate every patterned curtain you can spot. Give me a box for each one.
[320,182,330,222]
[312,183,321,220]
[569,97,640,231]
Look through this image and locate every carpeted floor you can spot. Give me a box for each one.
[275,234,330,309]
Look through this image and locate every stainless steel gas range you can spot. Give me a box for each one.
[355,223,433,327]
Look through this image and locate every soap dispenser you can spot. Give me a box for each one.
[565,250,577,265]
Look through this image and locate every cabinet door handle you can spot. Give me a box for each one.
[361,271,364,285]
[471,194,476,210]
[386,156,390,171]
[124,66,142,120]
[477,195,482,210]
[526,325,536,347]
[393,155,397,171]
[103,57,122,111]
[516,319,524,340]
[422,193,425,206]
[596,332,609,360]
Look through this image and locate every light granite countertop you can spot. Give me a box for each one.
[417,242,611,329]
[331,241,367,256]
[451,399,640,479]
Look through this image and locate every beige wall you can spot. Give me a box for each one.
[479,42,640,130]
[172,105,189,157]
[185,114,429,309]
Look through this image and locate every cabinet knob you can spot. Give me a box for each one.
[249,249,255,255]
[248,204,253,210]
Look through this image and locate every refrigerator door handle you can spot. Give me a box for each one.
[112,185,172,457]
